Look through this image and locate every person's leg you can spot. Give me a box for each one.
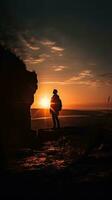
[55,115,60,128]
[52,113,56,128]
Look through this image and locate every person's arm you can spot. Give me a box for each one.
[50,96,56,113]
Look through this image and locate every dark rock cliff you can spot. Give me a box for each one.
[0,45,38,161]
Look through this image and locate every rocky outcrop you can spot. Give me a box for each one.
[0,45,38,159]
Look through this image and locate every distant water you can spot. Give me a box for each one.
[31,110,112,129]
[32,114,88,120]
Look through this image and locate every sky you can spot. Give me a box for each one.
[0,0,112,108]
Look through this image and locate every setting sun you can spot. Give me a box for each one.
[39,96,50,108]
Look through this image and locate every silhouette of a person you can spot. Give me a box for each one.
[50,89,62,129]
[107,96,111,104]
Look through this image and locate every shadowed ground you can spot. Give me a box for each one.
[0,115,112,198]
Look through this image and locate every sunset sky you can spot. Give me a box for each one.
[0,0,112,108]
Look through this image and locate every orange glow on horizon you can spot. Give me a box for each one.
[38,96,50,108]
[31,83,112,110]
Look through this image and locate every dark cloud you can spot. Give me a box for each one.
[41,69,112,87]
[0,0,112,76]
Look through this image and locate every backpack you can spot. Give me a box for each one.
[57,98,62,111]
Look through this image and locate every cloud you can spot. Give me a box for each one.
[25,44,40,51]
[40,78,97,87]
[18,34,64,62]
[11,33,65,64]
[20,36,40,51]
[41,70,112,87]
[68,70,93,81]
[41,81,65,85]
[40,53,50,59]
[25,57,45,64]
[99,72,112,79]
[30,58,45,64]
[40,70,104,87]
[53,65,67,72]
[40,39,56,47]
[40,39,64,56]
[66,79,98,86]
[24,53,51,64]
[65,70,100,86]
[79,70,93,78]
[51,46,64,52]
[99,72,112,86]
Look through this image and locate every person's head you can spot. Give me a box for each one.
[53,89,58,94]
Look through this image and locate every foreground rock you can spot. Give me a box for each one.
[0,45,38,163]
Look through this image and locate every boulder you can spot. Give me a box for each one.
[0,45,38,160]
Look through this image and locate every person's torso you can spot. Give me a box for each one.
[50,95,60,111]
